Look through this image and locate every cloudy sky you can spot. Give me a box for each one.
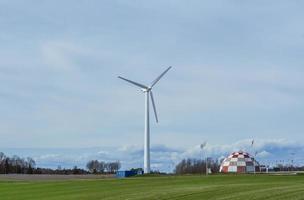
[1,0,304,171]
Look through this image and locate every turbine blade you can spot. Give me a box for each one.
[150,66,172,88]
[118,76,148,89]
[150,91,158,123]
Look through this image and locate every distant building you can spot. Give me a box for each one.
[220,151,260,173]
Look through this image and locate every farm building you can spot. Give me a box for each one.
[220,151,260,173]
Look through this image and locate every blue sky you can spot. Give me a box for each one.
[1,0,304,170]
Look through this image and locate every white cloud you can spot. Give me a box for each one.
[257,150,272,158]
[36,154,60,160]
[97,150,109,155]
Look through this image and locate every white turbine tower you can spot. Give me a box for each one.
[118,66,172,174]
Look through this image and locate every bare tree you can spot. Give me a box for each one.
[86,160,121,174]
[86,160,100,173]
[97,161,106,173]
[175,158,219,174]
[27,157,36,174]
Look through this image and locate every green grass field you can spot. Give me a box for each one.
[1,174,304,200]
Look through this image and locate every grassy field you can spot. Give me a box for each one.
[0,174,304,200]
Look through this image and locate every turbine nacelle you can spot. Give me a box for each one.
[141,87,152,93]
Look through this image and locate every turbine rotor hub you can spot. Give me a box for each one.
[142,87,152,92]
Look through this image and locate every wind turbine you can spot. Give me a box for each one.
[118,66,172,173]
[200,141,208,176]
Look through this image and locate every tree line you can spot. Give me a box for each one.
[0,152,36,174]
[0,152,121,175]
[272,164,304,172]
[86,160,121,174]
[0,152,87,175]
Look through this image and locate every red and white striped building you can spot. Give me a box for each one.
[220,151,260,173]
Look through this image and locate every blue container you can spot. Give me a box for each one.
[116,170,143,178]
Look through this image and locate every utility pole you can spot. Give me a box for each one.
[290,153,295,172]
[205,157,208,176]
[251,139,256,174]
